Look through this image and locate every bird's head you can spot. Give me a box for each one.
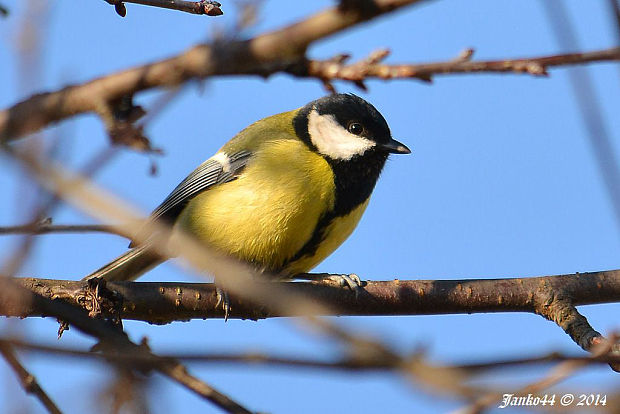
[294,93,410,161]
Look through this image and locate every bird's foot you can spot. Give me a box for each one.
[215,286,230,321]
[301,273,367,298]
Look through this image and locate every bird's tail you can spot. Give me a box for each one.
[82,245,163,282]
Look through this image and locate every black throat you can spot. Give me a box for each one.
[286,103,390,270]
[293,106,389,217]
[284,150,387,269]
[327,151,388,217]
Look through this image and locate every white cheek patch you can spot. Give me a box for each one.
[307,109,375,160]
[210,152,231,173]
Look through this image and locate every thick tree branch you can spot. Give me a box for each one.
[0,278,253,414]
[2,41,618,144]
[5,270,620,355]
[8,2,619,144]
[0,0,425,142]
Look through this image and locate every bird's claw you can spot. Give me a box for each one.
[215,287,230,321]
[316,273,366,298]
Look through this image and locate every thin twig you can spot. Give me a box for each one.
[0,1,433,141]
[303,47,620,84]
[459,340,618,414]
[104,0,223,17]
[0,337,393,370]
[5,337,620,372]
[2,41,619,144]
[0,222,127,237]
[0,343,62,414]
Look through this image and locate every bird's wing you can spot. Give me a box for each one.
[129,150,252,247]
[151,150,252,222]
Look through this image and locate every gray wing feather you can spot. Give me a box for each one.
[150,150,252,222]
[129,150,252,247]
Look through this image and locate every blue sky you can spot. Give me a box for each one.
[1,0,620,413]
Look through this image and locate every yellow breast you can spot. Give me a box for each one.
[282,199,369,275]
[176,139,337,272]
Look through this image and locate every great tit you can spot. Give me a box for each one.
[84,94,410,285]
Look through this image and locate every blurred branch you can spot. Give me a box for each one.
[1,2,611,144]
[542,3,620,242]
[4,108,618,410]
[5,336,620,372]
[461,337,620,412]
[3,138,413,380]
[608,0,620,41]
[0,0,426,142]
[4,334,619,411]
[0,220,128,237]
[103,0,223,17]
[3,0,58,278]
[0,278,253,413]
[0,337,398,371]
[104,367,150,414]
[3,140,416,409]
[0,343,62,414]
[5,270,620,356]
[462,360,589,413]
[2,37,619,143]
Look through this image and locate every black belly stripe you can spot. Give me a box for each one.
[283,150,388,269]
[285,211,336,266]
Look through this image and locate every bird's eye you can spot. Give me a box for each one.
[348,122,363,135]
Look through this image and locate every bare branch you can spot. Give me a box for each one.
[2,0,617,144]
[0,0,435,142]
[5,111,619,409]
[6,335,620,412]
[4,0,617,410]
[0,221,128,237]
[0,343,63,414]
[0,278,253,413]
[6,336,620,372]
[2,37,618,144]
[9,271,619,320]
[6,270,620,355]
[4,143,405,372]
[303,47,620,84]
[103,0,223,17]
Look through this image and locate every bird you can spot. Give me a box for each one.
[84,93,410,301]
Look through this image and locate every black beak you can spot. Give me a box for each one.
[378,138,411,154]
